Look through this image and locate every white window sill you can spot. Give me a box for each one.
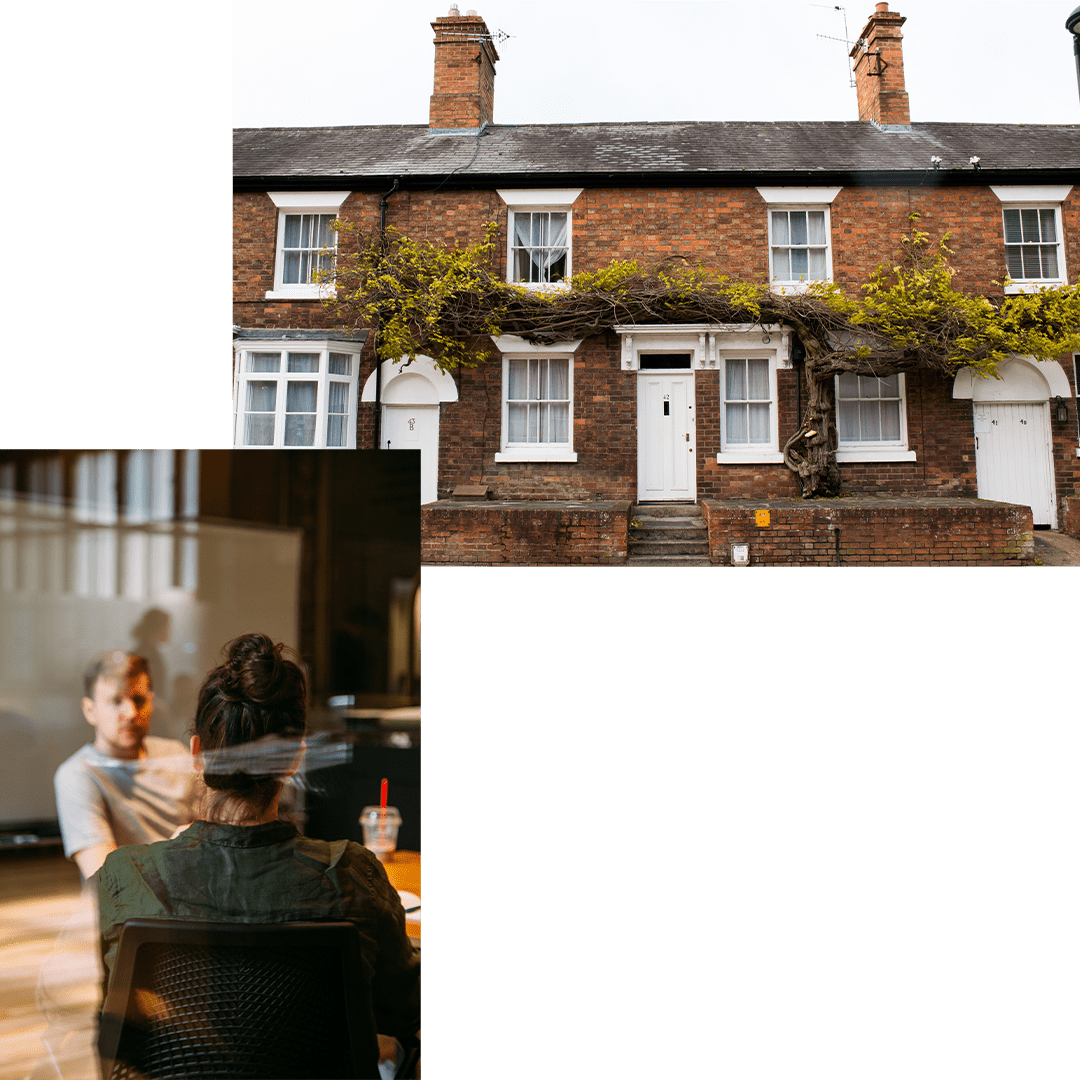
[835,448,917,463]
[769,281,830,295]
[265,287,335,301]
[1003,281,1064,295]
[495,447,578,463]
[716,451,785,464]
[1075,447,1080,458]
[507,280,571,293]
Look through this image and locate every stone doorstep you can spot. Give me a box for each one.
[632,502,703,518]
[631,520,709,541]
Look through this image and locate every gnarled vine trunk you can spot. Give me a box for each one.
[783,363,840,498]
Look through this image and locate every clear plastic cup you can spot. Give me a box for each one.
[360,806,402,861]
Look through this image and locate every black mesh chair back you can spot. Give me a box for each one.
[98,919,379,1080]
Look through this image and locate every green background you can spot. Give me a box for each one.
[6,4,1071,1075]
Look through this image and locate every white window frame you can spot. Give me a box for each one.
[990,186,1071,294]
[265,191,349,300]
[232,340,363,449]
[497,189,582,290]
[757,187,841,293]
[718,352,784,463]
[492,335,581,462]
[834,372,916,462]
[1074,355,1080,456]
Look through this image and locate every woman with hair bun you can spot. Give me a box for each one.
[97,633,419,1076]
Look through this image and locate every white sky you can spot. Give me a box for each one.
[234,0,1080,128]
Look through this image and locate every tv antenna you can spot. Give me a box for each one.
[812,4,860,88]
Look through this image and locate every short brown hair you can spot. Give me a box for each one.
[82,651,151,699]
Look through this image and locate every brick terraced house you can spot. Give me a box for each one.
[233,4,1080,565]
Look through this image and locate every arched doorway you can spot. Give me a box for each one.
[362,357,458,504]
[954,357,1071,528]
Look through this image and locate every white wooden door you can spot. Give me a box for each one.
[973,402,1056,527]
[383,404,439,504]
[637,373,695,501]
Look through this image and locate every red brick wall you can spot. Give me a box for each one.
[702,498,1035,566]
[422,501,632,565]
[234,184,1080,511]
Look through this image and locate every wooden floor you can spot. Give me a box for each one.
[0,850,99,1080]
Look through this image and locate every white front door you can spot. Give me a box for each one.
[637,373,696,501]
[973,402,1056,527]
[383,405,439,504]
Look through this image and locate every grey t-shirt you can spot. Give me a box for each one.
[54,736,202,859]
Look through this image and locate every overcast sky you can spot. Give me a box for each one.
[234,0,1080,128]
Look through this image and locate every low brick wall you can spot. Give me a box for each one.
[701,497,1035,566]
[1062,496,1080,541]
[422,500,632,565]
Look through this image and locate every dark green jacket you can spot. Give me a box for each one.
[97,819,420,1040]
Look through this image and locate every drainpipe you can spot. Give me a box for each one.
[373,178,401,450]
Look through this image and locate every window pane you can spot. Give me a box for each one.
[508,402,527,442]
[243,415,275,446]
[529,360,541,401]
[246,381,276,412]
[549,359,569,400]
[1020,208,1039,242]
[790,212,807,246]
[248,352,280,373]
[527,403,539,442]
[284,415,316,446]
[1005,247,1024,278]
[288,353,320,373]
[880,400,901,440]
[326,415,345,447]
[726,404,748,443]
[747,358,769,400]
[808,248,825,279]
[328,353,352,376]
[284,215,301,247]
[283,252,301,284]
[770,249,788,279]
[808,211,826,245]
[791,248,808,278]
[860,401,881,441]
[1003,209,1022,244]
[551,402,569,443]
[317,214,335,247]
[771,212,789,245]
[1022,246,1040,278]
[726,359,746,401]
[508,359,528,400]
[837,372,859,398]
[1039,209,1057,243]
[286,381,317,412]
[1042,245,1059,278]
[838,398,860,440]
[328,382,347,412]
[747,403,770,443]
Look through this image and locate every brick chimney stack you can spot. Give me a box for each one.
[850,4,910,126]
[429,7,499,128]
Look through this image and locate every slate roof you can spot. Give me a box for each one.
[234,121,1080,187]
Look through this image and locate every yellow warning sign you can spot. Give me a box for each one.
[755,509,770,528]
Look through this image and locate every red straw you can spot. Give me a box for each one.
[379,777,388,815]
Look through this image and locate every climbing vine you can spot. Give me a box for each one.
[319,216,1080,497]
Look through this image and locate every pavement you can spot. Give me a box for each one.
[1032,531,1080,566]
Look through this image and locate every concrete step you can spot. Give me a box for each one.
[627,554,714,566]
[632,502,702,518]
[631,521,709,541]
[629,537,710,557]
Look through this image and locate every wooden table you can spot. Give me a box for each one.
[380,850,420,940]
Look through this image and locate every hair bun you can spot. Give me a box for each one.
[219,633,291,704]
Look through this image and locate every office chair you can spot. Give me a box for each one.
[97,919,381,1079]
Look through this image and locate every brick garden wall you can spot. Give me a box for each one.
[421,501,632,565]
[701,498,1035,566]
